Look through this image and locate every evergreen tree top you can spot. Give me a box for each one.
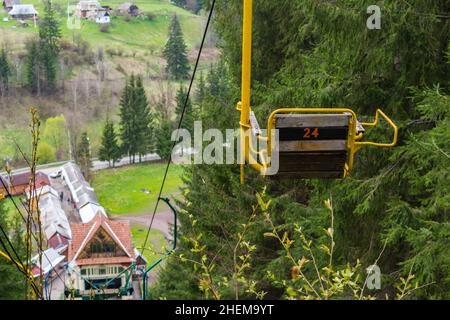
[164,14,190,80]
[39,0,61,54]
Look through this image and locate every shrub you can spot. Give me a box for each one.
[100,24,110,33]
[145,12,156,21]
[37,142,56,165]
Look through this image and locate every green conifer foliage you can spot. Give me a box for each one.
[0,49,10,96]
[175,85,195,134]
[38,0,61,91]
[99,120,121,167]
[163,15,190,80]
[152,1,450,299]
[119,75,151,163]
[77,132,92,181]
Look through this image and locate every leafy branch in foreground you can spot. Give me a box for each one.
[259,191,426,300]
[177,201,266,300]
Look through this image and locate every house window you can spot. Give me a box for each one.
[83,228,126,259]
[81,269,87,275]
[99,267,106,275]
[84,278,122,290]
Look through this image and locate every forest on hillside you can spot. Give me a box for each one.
[150,0,450,300]
[0,0,214,167]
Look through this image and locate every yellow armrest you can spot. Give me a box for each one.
[355,109,398,149]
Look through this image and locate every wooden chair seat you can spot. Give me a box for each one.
[272,113,351,179]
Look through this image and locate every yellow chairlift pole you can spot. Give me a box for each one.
[239,0,266,182]
[239,0,253,184]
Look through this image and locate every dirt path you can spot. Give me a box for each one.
[113,211,175,239]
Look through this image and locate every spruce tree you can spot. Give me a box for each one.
[0,49,10,96]
[99,120,121,168]
[119,75,151,163]
[195,71,206,104]
[155,118,173,161]
[163,15,190,80]
[25,39,41,94]
[119,76,136,163]
[175,85,194,134]
[134,76,151,162]
[77,132,92,181]
[38,0,61,91]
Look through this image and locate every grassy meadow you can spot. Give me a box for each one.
[91,162,183,216]
[131,223,167,264]
[0,0,204,52]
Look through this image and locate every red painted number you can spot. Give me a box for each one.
[303,128,320,139]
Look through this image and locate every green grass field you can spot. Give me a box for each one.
[92,162,183,215]
[0,0,204,52]
[131,223,167,263]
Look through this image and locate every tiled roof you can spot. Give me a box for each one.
[68,214,135,265]
[3,171,49,188]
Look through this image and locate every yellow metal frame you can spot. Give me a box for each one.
[237,0,398,183]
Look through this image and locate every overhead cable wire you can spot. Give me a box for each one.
[141,0,216,253]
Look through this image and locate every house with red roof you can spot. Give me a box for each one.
[65,214,142,299]
[0,171,50,196]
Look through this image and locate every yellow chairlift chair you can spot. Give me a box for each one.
[237,0,398,183]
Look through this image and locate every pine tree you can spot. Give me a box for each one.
[134,76,151,162]
[155,118,174,161]
[25,39,41,94]
[119,75,151,163]
[77,132,92,181]
[38,0,61,91]
[119,76,136,163]
[39,0,61,56]
[195,71,206,104]
[163,15,190,80]
[99,120,121,168]
[0,48,11,96]
[175,85,194,134]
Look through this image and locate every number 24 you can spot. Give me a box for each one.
[303,128,319,139]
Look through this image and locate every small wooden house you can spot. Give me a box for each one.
[8,4,38,19]
[75,0,102,19]
[116,2,139,16]
[96,10,110,24]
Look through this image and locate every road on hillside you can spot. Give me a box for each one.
[1,153,162,176]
